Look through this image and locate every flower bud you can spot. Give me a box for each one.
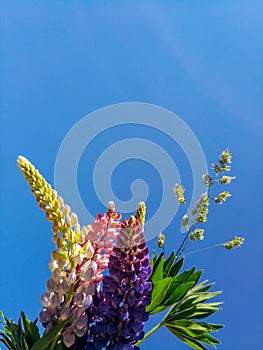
[63,331,76,348]
[40,293,50,308]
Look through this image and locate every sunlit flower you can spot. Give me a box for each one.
[220,176,236,185]
[214,191,231,204]
[212,150,232,173]
[190,229,204,241]
[86,204,152,350]
[219,149,232,165]
[174,184,186,204]
[202,173,213,186]
[17,156,120,347]
[191,193,209,223]
[223,236,244,250]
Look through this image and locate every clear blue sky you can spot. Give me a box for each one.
[0,1,262,349]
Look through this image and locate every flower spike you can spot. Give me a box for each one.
[17,156,119,347]
[135,201,146,227]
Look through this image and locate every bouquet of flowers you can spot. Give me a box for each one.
[0,150,243,350]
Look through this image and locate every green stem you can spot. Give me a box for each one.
[182,243,223,257]
[49,333,61,350]
[135,323,162,346]
[136,304,176,346]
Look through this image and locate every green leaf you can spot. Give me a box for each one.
[168,302,222,322]
[150,249,158,268]
[203,334,221,346]
[150,252,164,283]
[165,318,222,349]
[186,270,203,285]
[146,304,168,314]
[31,318,70,350]
[168,267,195,287]
[163,268,202,306]
[190,280,215,293]
[146,277,171,313]
[168,328,209,350]
[20,311,40,347]
[163,252,176,277]
[145,269,223,350]
[0,332,17,350]
[174,291,222,313]
[10,318,25,350]
[164,281,195,306]
[0,311,41,350]
[169,258,184,277]
[166,321,205,338]
[198,322,223,331]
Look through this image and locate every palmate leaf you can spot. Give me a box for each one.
[148,252,203,314]
[162,279,223,350]
[146,252,223,349]
[165,319,223,350]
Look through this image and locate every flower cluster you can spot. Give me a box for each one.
[173,184,186,204]
[214,191,231,204]
[191,192,209,223]
[170,150,243,260]
[86,209,152,350]
[224,236,245,250]
[4,151,244,350]
[190,229,204,241]
[212,149,232,173]
[17,157,120,347]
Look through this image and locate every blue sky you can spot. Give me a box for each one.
[0,1,262,349]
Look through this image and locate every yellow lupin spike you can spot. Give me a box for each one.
[135,201,146,227]
[17,156,83,246]
[17,156,62,221]
[17,155,95,308]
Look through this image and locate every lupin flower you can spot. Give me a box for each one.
[17,156,120,347]
[86,204,152,350]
